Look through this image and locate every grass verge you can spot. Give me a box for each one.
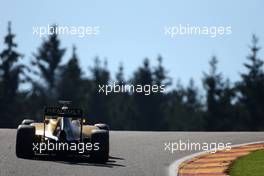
[229,149,264,176]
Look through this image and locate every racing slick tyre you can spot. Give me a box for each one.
[90,129,109,163]
[94,123,109,131]
[16,125,35,158]
[21,119,35,125]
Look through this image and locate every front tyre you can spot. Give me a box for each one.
[90,129,109,163]
[16,125,35,158]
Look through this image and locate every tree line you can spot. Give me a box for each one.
[1,22,264,131]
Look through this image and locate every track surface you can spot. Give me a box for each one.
[1,129,264,176]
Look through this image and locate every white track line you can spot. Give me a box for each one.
[168,141,264,176]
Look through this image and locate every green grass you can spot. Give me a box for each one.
[230,149,264,176]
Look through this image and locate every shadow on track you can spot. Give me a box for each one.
[27,155,125,168]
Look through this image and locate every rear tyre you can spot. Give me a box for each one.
[90,129,109,163]
[16,125,35,158]
[94,123,109,131]
[21,119,35,125]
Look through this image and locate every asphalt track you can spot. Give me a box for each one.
[1,129,264,176]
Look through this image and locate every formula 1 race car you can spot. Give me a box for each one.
[16,101,109,163]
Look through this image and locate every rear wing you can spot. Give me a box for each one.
[44,107,83,118]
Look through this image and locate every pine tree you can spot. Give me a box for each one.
[88,57,111,124]
[0,22,24,127]
[165,79,204,131]
[164,81,188,130]
[185,79,202,111]
[57,46,83,105]
[203,57,221,108]
[132,58,153,86]
[236,35,264,130]
[116,63,125,85]
[131,58,169,130]
[153,56,171,87]
[130,58,153,130]
[32,26,65,100]
[90,57,110,85]
[152,56,171,130]
[109,63,133,129]
[203,56,234,130]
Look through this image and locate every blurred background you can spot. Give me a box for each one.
[0,0,264,130]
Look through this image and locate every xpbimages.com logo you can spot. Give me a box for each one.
[32,24,100,38]
[32,141,100,154]
[98,82,166,95]
[164,140,232,154]
[164,24,232,38]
